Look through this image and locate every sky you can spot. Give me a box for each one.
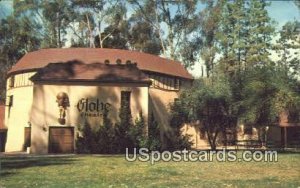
[0,0,299,77]
[0,1,12,18]
[267,1,299,29]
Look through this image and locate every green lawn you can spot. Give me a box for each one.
[0,152,299,188]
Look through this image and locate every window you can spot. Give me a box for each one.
[162,77,166,89]
[154,75,159,88]
[170,78,174,90]
[169,78,172,90]
[174,78,180,90]
[148,74,181,91]
[157,76,161,88]
[6,95,13,107]
[164,77,169,89]
[121,91,131,110]
[149,75,155,87]
[9,76,15,88]
[22,74,26,86]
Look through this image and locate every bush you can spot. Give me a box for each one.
[142,113,162,151]
[95,109,116,153]
[164,100,193,151]
[128,112,146,149]
[76,121,97,154]
[76,101,188,153]
[76,106,149,153]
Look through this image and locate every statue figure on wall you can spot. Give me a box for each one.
[56,92,70,125]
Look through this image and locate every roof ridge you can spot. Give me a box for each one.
[8,48,193,79]
[38,48,181,63]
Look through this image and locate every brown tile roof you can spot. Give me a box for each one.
[9,48,193,79]
[30,61,151,84]
[0,104,5,129]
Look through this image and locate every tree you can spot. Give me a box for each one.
[146,113,162,151]
[198,0,223,77]
[275,20,300,77]
[114,92,134,153]
[76,121,97,153]
[129,0,199,67]
[0,11,41,99]
[294,0,300,10]
[128,0,166,56]
[246,0,275,66]
[71,0,129,49]
[168,95,193,151]
[70,0,104,48]
[127,10,162,55]
[216,0,275,72]
[174,74,237,150]
[128,112,146,150]
[96,21,129,49]
[12,0,77,48]
[239,64,300,142]
[214,0,276,128]
[95,107,116,153]
[41,0,74,48]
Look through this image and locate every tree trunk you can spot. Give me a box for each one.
[206,127,220,151]
[56,12,61,48]
[154,3,166,56]
[86,14,95,48]
[98,21,103,48]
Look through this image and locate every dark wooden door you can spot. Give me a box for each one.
[0,130,7,152]
[24,127,31,150]
[49,127,74,153]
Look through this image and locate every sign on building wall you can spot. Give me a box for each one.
[77,98,111,117]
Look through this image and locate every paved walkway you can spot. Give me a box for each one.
[0,152,76,158]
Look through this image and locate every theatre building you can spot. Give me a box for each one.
[2,48,299,154]
[3,48,195,154]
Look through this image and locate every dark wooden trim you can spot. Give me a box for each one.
[143,70,194,81]
[24,127,31,150]
[6,69,38,78]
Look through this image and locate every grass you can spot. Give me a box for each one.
[0,152,300,188]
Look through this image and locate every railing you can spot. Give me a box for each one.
[235,140,263,150]
[222,139,300,150]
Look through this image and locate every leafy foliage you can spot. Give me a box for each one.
[240,65,300,127]
[76,103,163,153]
[145,113,162,151]
[275,20,300,77]
[166,92,199,151]
[172,74,237,150]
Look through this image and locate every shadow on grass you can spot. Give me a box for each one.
[0,156,77,177]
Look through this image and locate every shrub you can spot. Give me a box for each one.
[76,101,188,153]
[76,121,97,154]
[95,108,116,153]
[128,112,146,149]
[143,113,162,151]
[164,99,193,151]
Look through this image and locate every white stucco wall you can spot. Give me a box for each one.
[5,72,35,152]
[5,71,198,153]
[30,83,149,154]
